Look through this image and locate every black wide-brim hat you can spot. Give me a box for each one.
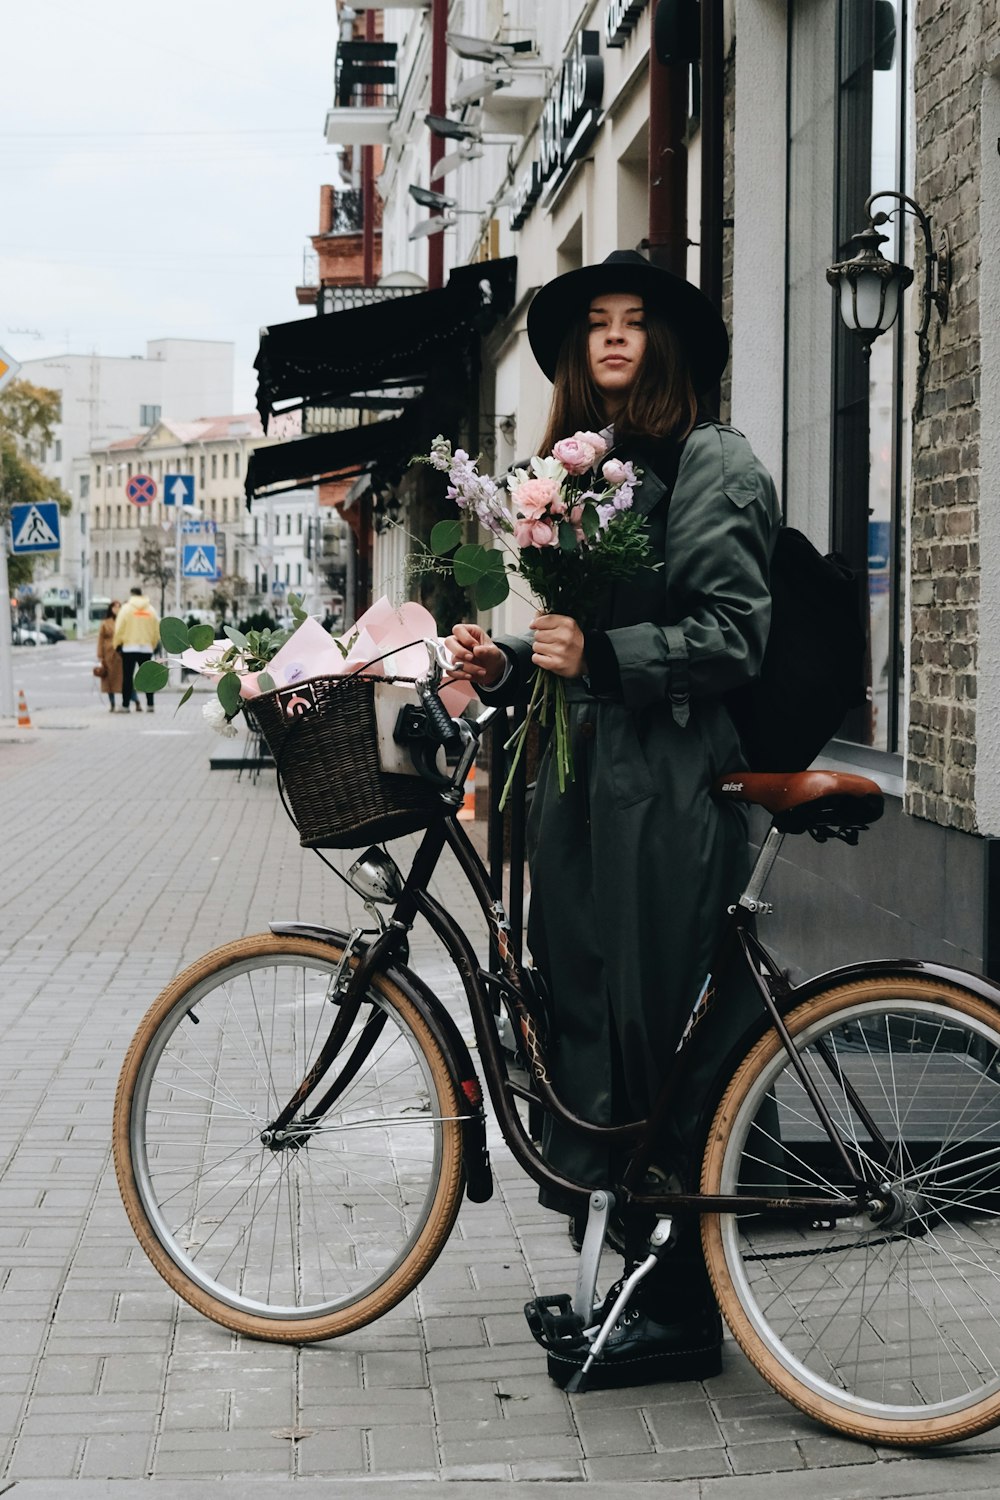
[526,249,729,394]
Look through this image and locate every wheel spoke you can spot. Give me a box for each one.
[706,983,1000,1438]
[120,943,462,1328]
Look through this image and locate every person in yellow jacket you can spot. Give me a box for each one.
[113,587,160,713]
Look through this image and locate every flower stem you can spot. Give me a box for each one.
[499,668,545,811]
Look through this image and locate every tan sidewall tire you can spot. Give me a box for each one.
[701,975,1000,1446]
[113,933,465,1343]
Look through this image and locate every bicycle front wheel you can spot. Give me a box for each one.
[113,934,465,1341]
[702,974,1000,1444]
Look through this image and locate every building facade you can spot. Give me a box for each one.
[18,339,234,618]
[249,0,998,980]
[86,412,315,619]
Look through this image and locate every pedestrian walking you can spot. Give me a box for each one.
[446,251,781,1388]
[95,599,124,711]
[113,587,160,713]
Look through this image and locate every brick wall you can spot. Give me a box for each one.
[907,1,992,831]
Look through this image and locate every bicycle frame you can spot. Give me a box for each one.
[270,804,879,1226]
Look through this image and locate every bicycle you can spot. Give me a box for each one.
[114,645,1000,1446]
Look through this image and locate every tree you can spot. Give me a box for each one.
[0,380,71,589]
[136,535,173,616]
[210,573,250,625]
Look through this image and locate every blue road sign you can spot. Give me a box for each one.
[182,543,217,578]
[163,474,195,506]
[10,501,61,554]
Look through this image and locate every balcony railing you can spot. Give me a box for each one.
[326,40,399,147]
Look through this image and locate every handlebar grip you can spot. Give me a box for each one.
[417,683,462,752]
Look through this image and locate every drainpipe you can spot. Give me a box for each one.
[428,0,447,289]
[362,10,377,285]
[699,0,724,412]
[647,8,689,277]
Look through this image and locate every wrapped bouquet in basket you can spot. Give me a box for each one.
[132,595,475,849]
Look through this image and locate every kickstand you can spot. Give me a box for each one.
[573,1190,613,1323]
[565,1218,674,1395]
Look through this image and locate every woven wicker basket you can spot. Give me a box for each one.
[251,673,447,849]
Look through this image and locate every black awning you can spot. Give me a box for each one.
[254,256,517,423]
[245,411,420,502]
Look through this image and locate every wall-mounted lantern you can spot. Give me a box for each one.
[827,189,951,413]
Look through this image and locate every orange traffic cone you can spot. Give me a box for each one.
[457,764,476,821]
[16,689,32,728]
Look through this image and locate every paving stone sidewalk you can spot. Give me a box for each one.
[1,691,999,1490]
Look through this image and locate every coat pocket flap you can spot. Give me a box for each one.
[724,484,758,510]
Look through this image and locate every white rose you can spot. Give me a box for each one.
[202,699,238,738]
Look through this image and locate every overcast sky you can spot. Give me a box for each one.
[2,1,340,412]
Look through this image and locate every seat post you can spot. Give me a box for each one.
[738,825,786,912]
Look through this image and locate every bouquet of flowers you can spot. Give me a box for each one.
[133,593,474,730]
[415,430,652,803]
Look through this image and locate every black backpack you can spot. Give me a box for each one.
[725,526,868,773]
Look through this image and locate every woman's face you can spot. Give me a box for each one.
[111,601,120,616]
[586,293,647,412]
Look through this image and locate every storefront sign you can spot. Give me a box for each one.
[604,0,650,48]
[510,30,603,231]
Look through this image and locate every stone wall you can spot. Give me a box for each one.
[907,1,992,831]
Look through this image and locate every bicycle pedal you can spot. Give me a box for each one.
[524,1294,587,1352]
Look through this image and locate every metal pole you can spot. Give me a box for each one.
[428,0,447,290]
[362,9,376,287]
[700,0,725,419]
[647,9,689,275]
[173,501,181,616]
[0,527,15,719]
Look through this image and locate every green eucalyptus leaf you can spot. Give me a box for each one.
[217,671,242,717]
[133,660,169,693]
[558,522,578,553]
[430,519,462,555]
[160,617,190,653]
[474,570,510,610]
[224,625,249,651]
[581,503,601,540]
[175,685,194,714]
[257,672,277,694]
[452,542,505,588]
[189,624,216,651]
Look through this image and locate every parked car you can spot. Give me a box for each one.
[12,625,48,646]
[38,622,66,642]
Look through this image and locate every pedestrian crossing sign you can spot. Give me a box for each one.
[182,543,218,578]
[10,501,61,554]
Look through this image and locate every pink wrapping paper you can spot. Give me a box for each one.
[180,599,474,716]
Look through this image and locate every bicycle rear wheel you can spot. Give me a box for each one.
[702,974,1000,1444]
[113,933,465,1342]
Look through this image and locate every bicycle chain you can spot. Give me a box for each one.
[745,1230,914,1262]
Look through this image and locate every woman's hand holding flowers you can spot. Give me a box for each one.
[530,614,587,679]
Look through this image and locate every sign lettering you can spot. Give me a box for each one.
[510,30,603,231]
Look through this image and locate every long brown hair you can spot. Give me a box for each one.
[538,301,698,454]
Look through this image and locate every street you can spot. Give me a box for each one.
[1,642,999,1495]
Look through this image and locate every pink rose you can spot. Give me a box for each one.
[602,458,628,486]
[575,430,608,461]
[514,517,558,548]
[552,436,597,475]
[513,476,562,518]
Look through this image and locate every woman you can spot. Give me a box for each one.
[96,600,124,711]
[446,251,781,1388]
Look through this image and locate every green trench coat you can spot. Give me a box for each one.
[487,422,782,1209]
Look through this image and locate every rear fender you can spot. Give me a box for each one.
[270,921,493,1202]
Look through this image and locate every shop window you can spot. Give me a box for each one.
[785,0,909,753]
